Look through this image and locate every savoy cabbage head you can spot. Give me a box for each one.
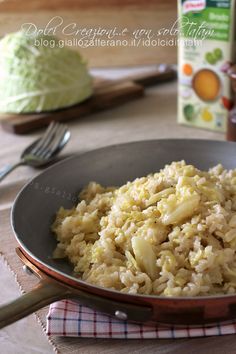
[0,31,93,113]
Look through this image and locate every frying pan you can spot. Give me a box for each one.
[2,139,236,329]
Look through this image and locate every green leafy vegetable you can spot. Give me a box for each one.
[213,48,223,61]
[205,48,223,65]
[205,52,217,65]
[183,104,195,121]
[0,31,93,113]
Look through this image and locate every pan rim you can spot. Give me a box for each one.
[11,138,236,302]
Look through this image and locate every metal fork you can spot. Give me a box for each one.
[0,121,71,182]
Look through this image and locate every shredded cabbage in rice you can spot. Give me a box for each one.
[52,161,236,296]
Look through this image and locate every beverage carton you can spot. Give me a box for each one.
[178,0,236,132]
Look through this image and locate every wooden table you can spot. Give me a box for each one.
[1,68,235,354]
[0,0,177,67]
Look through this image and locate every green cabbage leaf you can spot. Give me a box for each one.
[0,31,93,113]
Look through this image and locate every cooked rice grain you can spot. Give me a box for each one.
[52,161,236,296]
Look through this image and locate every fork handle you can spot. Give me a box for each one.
[0,161,24,182]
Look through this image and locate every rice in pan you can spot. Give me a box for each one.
[52,161,236,297]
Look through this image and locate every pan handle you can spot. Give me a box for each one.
[0,279,70,329]
[0,248,153,328]
[0,276,153,329]
[0,275,153,329]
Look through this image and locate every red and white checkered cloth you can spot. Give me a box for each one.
[46,300,236,338]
